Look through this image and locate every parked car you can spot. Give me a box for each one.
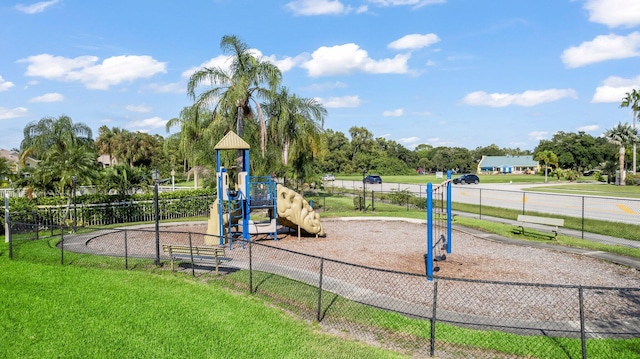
[453,174,480,184]
[582,170,600,176]
[363,175,382,184]
[322,173,335,181]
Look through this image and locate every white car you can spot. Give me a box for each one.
[322,174,335,181]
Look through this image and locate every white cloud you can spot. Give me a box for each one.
[367,0,446,9]
[145,82,184,94]
[16,0,59,14]
[317,95,361,108]
[561,32,640,68]
[126,104,151,113]
[286,0,349,15]
[29,92,64,102]
[388,33,440,50]
[578,125,600,132]
[382,108,404,116]
[462,89,578,107]
[528,131,548,140]
[19,54,167,90]
[301,43,409,77]
[303,81,348,92]
[0,76,15,91]
[591,75,640,102]
[398,136,420,148]
[584,0,640,28]
[0,107,28,120]
[182,55,230,78]
[128,116,167,129]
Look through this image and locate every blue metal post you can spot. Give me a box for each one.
[426,183,434,280]
[242,149,250,244]
[446,170,452,254]
[217,150,225,246]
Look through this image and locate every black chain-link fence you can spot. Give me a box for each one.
[5,222,639,358]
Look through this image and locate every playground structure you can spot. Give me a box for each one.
[426,171,453,280]
[206,131,324,247]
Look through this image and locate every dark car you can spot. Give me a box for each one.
[363,175,382,184]
[453,174,480,184]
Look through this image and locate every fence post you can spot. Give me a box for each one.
[430,281,438,357]
[581,197,585,240]
[371,190,375,212]
[124,229,129,270]
[188,232,195,276]
[317,258,324,322]
[60,227,65,265]
[249,239,253,294]
[33,211,39,241]
[579,286,587,359]
[4,193,10,244]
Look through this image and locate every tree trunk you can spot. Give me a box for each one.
[282,141,290,166]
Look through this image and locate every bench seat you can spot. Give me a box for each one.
[516,215,564,239]
[162,244,227,274]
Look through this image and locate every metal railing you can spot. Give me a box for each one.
[5,223,639,358]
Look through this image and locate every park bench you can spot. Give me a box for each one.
[162,244,227,274]
[516,214,564,239]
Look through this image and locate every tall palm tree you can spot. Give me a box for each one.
[166,106,213,188]
[265,87,326,166]
[534,150,558,183]
[187,35,282,157]
[20,115,93,164]
[604,122,640,186]
[620,89,640,174]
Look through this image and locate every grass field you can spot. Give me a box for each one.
[0,253,404,358]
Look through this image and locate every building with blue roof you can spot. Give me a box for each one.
[477,155,539,174]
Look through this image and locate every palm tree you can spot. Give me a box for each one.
[95,126,123,166]
[187,35,282,157]
[166,106,213,188]
[534,150,558,183]
[265,87,327,166]
[603,122,640,186]
[620,89,639,173]
[20,115,93,164]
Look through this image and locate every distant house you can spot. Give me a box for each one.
[477,155,539,174]
[97,154,118,168]
[0,149,39,173]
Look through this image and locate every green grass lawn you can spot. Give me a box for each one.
[523,183,640,198]
[0,256,404,359]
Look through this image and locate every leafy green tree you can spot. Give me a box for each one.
[20,115,93,163]
[620,89,639,173]
[95,125,123,166]
[349,126,377,173]
[187,35,281,157]
[166,106,214,188]
[534,150,558,182]
[19,115,97,197]
[317,130,351,174]
[534,131,607,171]
[98,164,147,195]
[0,157,10,185]
[265,87,326,166]
[604,122,640,185]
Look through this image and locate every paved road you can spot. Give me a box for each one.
[328,180,640,225]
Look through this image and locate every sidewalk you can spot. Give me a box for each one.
[452,211,640,270]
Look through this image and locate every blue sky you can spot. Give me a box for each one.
[1,0,639,152]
